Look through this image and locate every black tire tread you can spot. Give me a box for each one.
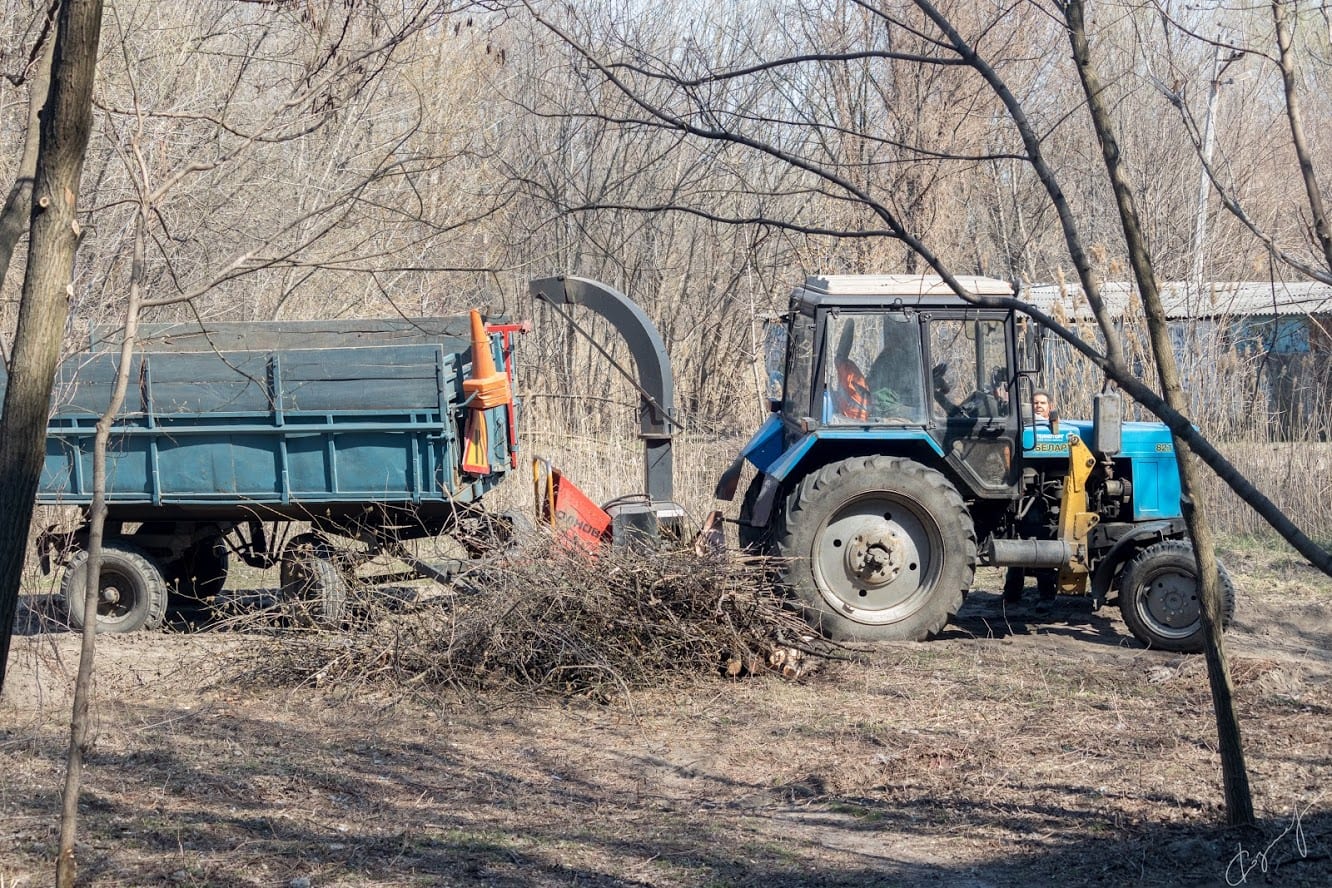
[62,541,169,634]
[776,456,975,642]
[1118,539,1235,653]
[279,534,349,627]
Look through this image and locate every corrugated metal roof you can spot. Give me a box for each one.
[1021,281,1332,319]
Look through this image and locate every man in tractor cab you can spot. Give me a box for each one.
[1032,389,1054,431]
[832,320,870,421]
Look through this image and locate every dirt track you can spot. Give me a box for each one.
[3,546,1330,887]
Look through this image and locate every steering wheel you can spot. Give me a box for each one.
[959,389,998,418]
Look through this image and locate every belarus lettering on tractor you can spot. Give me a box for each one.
[715,274,1235,653]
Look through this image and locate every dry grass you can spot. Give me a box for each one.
[1197,441,1332,543]
[3,540,1330,886]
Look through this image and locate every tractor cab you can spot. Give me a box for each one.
[746,274,1033,502]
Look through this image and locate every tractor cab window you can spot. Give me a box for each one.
[928,317,1011,420]
[783,313,815,419]
[1015,315,1044,374]
[762,317,788,406]
[825,312,926,425]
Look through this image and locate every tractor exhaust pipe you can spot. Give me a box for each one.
[986,538,1074,568]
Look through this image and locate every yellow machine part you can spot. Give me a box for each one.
[1056,434,1100,593]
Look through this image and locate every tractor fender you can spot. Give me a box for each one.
[766,428,944,484]
[1089,518,1187,607]
[715,414,785,501]
[747,428,945,529]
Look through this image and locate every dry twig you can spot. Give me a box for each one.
[234,540,841,699]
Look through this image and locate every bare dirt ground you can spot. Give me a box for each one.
[3,541,1330,887]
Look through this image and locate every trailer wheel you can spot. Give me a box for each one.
[737,474,773,554]
[279,535,348,627]
[1118,540,1235,653]
[62,542,169,634]
[777,456,975,641]
[171,536,230,605]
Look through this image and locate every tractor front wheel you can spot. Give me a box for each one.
[777,456,975,641]
[1118,540,1235,653]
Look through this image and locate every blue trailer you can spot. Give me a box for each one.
[23,314,524,632]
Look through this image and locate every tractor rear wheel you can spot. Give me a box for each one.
[1118,540,1235,653]
[777,456,975,641]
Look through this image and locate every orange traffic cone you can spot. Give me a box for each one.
[461,410,490,474]
[463,309,511,408]
[461,310,511,475]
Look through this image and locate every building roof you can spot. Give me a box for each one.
[1021,280,1332,320]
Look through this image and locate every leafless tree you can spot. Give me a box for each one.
[1059,0,1250,824]
[504,0,1332,823]
[0,1,55,347]
[0,0,109,878]
[1153,0,1331,286]
[0,0,103,701]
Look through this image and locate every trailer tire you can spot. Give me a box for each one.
[62,542,169,634]
[1118,540,1235,653]
[777,456,975,642]
[170,536,230,605]
[280,535,348,628]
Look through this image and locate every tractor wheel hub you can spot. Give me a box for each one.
[846,525,905,588]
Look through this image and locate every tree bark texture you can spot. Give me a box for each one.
[1064,0,1253,826]
[0,22,57,320]
[34,5,110,880]
[0,0,104,688]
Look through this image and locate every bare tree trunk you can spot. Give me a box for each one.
[57,208,142,888]
[0,0,104,687]
[1065,0,1253,826]
[0,13,57,349]
[1272,0,1332,272]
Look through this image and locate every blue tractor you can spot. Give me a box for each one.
[716,275,1235,652]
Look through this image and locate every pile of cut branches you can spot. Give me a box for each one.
[239,541,838,698]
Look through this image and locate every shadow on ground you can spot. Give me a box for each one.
[946,588,1138,650]
[4,696,1328,887]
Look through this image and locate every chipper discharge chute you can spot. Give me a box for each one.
[527,276,687,550]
